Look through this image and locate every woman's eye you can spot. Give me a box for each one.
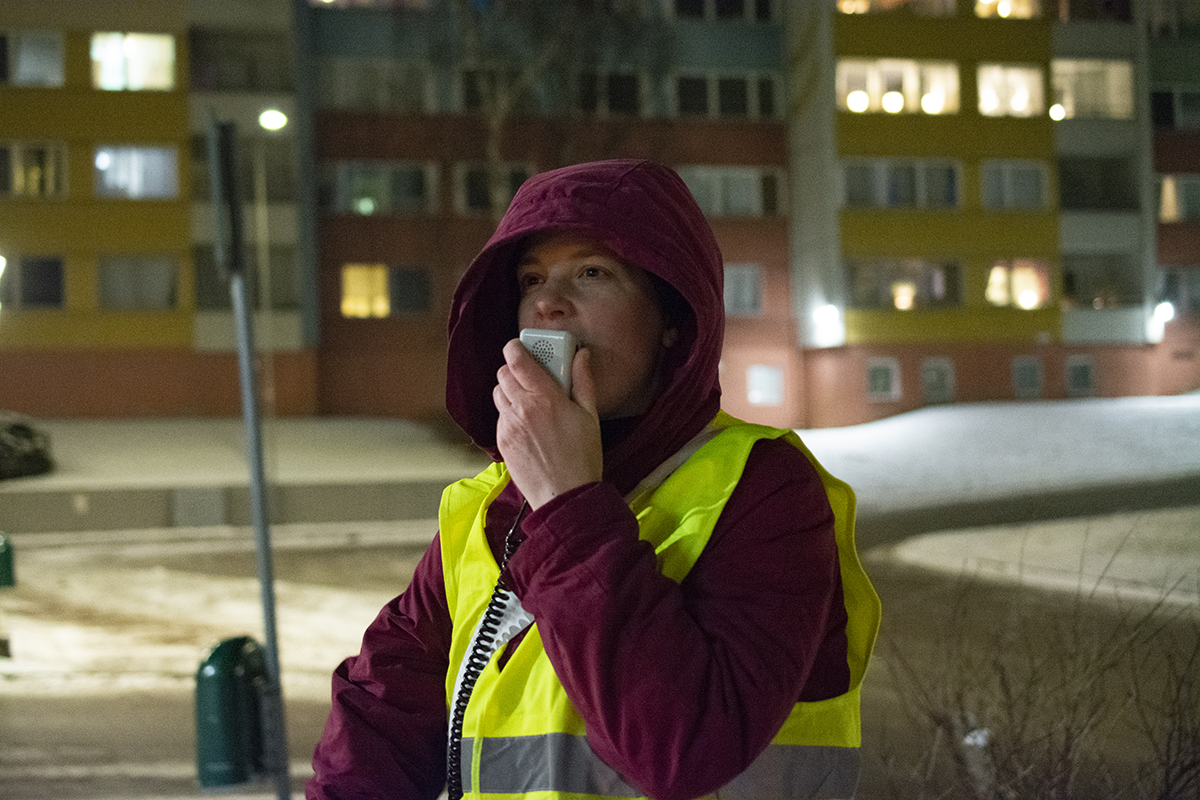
[518,273,541,291]
[582,266,604,278]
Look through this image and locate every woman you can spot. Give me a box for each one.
[308,159,879,800]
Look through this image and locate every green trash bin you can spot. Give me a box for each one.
[195,636,267,788]
[0,534,13,588]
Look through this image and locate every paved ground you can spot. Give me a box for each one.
[1,394,1198,798]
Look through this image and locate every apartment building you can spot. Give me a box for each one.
[3,0,1195,427]
[304,0,799,428]
[0,0,316,417]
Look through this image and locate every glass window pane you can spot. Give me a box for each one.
[717,77,750,116]
[721,170,760,215]
[757,77,775,117]
[607,73,639,113]
[390,166,426,212]
[887,163,917,206]
[677,168,717,215]
[19,256,64,307]
[12,31,64,86]
[95,146,179,199]
[676,0,705,17]
[99,255,177,309]
[341,263,389,318]
[91,33,174,90]
[715,0,745,18]
[0,146,11,195]
[677,76,708,115]
[464,168,490,211]
[919,62,959,114]
[982,163,1005,208]
[747,364,784,406]
[578,72,600,112]
[843,162,877,207]
[724,264,762,316]
[924,162,957,207]
[1008,163,1043,207]
[390,266,431,314]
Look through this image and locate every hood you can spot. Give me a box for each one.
[446,159,724,495]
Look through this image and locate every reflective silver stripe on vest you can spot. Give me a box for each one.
[461,733,859,799]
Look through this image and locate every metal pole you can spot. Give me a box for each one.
[207,117,291,800]
[230,270,291,800]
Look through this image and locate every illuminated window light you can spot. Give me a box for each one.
[1155,301,1176,323]
[354,196,376,215]
[980,89,1000,115]
[892,282,916,310]
[881,91,905,113]
[341,264,390,318]
[1049,103,1066,120]
[846,90,870,113]
[1016,289,1039,309]
[986,265,1010,306]
[921,92,945,114]
[998,0,1012,16]
[812,304,845,348]
[1010,88,1029,113]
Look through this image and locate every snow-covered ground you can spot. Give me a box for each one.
[798,393,1200,515]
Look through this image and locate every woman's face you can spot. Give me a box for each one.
[516,232,677,420]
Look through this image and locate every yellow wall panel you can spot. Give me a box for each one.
[845,307,1061,344]
[0,311,192,350]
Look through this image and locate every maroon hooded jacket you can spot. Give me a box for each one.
[308,160,848,800]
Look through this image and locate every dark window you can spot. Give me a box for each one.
[462,70,483,111]
[1058,157,1139,210]
[578,72,600,112]
[465,168,490,210]
[755,0,772,21]
[675,0,705,17]
[715,0,745,18]
[390,266,432,314]
[758,77,775,117]
[1151,91,1175,128]
[0,36,9,83]
[717,77,749,116]
[608,73,639,113]
[761,173,779,215]
[0,146,11,194]
[678,76,708,115]
[19,256,65,308]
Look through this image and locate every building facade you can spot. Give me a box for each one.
[0,0,317,418]
[2,0,1196,428]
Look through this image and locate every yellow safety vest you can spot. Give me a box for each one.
[440,412,881,800]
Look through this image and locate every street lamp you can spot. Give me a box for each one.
[254,109,288,352]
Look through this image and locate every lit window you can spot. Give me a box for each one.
[91,33,175,91]
[981,160,1047,209]
[846,258,960,310]
[724,264,762,316]
[0,142,66,198]
[677,166,782,217]
[837,59,959,115]
[1159,175,1200,222]
[921,357,955,404]
[977,64,1044,117]
[94,146,178,199]
[98,255,177,310]
[985,259,1049,309]
[0,30,64,86]
[841,159,959,209]
[838,0,955,13]
[460,164,529,214]
[975,0,1040,17]
[747,364,784,406]
[866,358,901,402]
[1050,60,1133,120]
[0,255,65,309]
[340,264,431,319]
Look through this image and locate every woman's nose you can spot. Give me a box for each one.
[532,275,572,319]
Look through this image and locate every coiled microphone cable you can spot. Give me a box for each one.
[446,500,529,800]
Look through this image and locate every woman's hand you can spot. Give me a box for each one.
[493,339,603,509]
